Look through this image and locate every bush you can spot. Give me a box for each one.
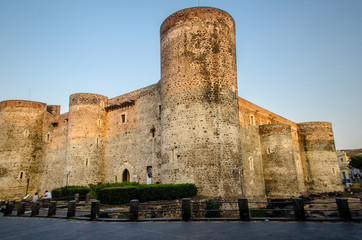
[205,199,222,217]
[98,183,197,204]
[349,155,362,169]
[51,186,89,200]
[89,182,140,198]
[98,186,138,204]
[250,208,266,217]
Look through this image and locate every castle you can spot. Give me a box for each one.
[0,7,343,201]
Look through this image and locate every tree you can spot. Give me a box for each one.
[349,155,362,169]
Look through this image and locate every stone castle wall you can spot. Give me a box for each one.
[38,112,68,192]
[259,124,300,198]
[65,93,108,186]
[298,122,344,194]
[104,84,162,185]
[0,101,45,199]
[160,7,242,199]
[0,7,343,201]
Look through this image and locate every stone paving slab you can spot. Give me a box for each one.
[0,215,361,240]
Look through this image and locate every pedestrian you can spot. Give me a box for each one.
[43,190,52,200]
[31,192,39,203]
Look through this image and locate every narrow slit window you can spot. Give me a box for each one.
[249,157,254,171]
[120,114,126,123]
[250,115,255,125]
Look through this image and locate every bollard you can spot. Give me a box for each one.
[90,200,100,220]
[182,198,191,221]
[238,198,250,220]
[42,199,50,207]
[48,201,57,217]
[130,199,139,221]
[85,193,91,203]
[4,202,15,216]
[31,202,41,216]
[336,198,352,221]
[74,194,79,203]
[292,198,305,220]
[17,202,26,216]
[67,200,76,218]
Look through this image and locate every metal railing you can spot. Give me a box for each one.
[2,196,362,222]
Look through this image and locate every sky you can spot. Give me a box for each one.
[0,0,361,150]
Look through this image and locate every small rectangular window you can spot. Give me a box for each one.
[249,157,254,171]
[120,114,126,123]
[250,115,255,125]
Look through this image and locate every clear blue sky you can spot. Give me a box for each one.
[0,0,361,150]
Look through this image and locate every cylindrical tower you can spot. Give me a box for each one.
[160,7,242,199]
[259,124,301,199]
[65,93,108,186]
[297,122,344,194]
[0,100,45,200]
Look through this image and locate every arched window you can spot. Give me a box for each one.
[122,169,130,182]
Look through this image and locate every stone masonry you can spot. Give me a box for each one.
[0,7,343,201]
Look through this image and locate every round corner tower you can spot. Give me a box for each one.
[0,100,46,200]
[66,93,108,186]
[259,124,301,199]
[160,7,242,199]
[297,122,344,194]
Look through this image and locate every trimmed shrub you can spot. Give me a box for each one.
[250,208,266,217]
[98,186,138,204]
[89,182,140,198]
[98,183,197,204]
[51,186,89,200]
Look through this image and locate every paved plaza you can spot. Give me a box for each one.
[0,215,361,240]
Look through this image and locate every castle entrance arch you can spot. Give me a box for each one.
[122,169,130,182]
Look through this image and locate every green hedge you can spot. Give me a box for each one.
[98,186,138,204]
[98,183,197,204]
[89,182,140,198]
[51,186,89,200]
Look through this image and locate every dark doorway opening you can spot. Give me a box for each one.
[122,169,130,182]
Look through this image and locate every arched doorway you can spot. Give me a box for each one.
[122,169,130,182]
